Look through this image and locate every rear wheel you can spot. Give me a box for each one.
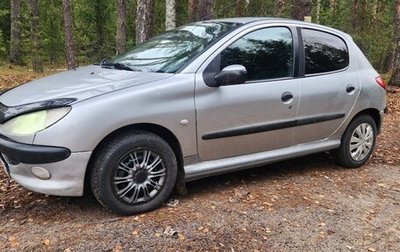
[334,115,377,168]
[90,131,177,215]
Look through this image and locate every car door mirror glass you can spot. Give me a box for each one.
[214,65,248,86]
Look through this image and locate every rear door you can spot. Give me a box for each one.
[294,28,360,144]
[195,26,301,161]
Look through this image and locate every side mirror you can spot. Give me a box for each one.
[214,65,247,86]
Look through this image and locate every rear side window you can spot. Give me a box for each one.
[220,27,293,81]
[302,29,349,75]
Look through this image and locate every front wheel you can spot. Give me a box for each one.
[90,131,178,215]
[334,114,377,168]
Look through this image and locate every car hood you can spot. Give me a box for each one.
[0,65,174,107]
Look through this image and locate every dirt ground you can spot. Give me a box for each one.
[0,86,399,251]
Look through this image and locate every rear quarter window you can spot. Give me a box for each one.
[302,29,349,75]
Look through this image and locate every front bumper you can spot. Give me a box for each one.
[0,134,91,196]
[0,134,71,164]
[6,152,92,196]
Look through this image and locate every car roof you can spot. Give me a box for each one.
[206,17,285,24]
[201,17,352,39]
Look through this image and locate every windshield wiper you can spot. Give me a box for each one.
[100,61,142,72]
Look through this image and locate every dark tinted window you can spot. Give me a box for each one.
[220,27,293,81]
[303,29,349,75]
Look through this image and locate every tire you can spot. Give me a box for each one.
[334,114,377,168]
[90,130,178,215]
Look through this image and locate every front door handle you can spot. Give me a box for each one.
[281,92,293,103]
[346,84,355,93]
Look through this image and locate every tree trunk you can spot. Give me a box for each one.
[236,0,244,17]
[316,0,321,23]
[352,0,359,31]
[95,0,106,58]
[136,0,154,44]
[62,0,76,69]
[10,0,22,65]
[199,0,213,20]
[188,0,197,22]
[275,0,285,17]
[372,0,378,20]
[49,0,56,65]
[291,0,312,21]
[165,0,176,30]
[329,0,335,11]
[385,51,395,74]
[27,0,43,72]
[116,0,126,54]
[389,0,400,86]
[360,0,367,31]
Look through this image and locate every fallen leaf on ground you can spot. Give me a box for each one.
[112,244,123,252]
[9,236,19,248]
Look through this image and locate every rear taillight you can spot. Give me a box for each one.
[375,76,386,90]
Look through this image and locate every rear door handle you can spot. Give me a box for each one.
[281,92,293,103]
[346,84,355,93]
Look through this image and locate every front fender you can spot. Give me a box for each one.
[33,74,197,157]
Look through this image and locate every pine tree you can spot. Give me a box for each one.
[27,0,43,72]
[136,0,154,44]
[116,0,126,54]
[291,0,312,21]
[165,0,176,30]
[10,0,21,65]
[199,0,213,20]
[389,0,400,86]
[62,0,76,69]
[188,0,197,22]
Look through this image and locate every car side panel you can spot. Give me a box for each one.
[33,74,197,157]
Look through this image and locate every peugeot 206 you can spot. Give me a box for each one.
[0,18,386,215]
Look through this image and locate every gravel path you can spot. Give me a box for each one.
[1,90,399,251]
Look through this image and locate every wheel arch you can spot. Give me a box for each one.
[84,123,185,194]
[352,108,382,134]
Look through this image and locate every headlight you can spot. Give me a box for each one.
[1,107,71,135]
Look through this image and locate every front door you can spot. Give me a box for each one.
[195,26,300,161]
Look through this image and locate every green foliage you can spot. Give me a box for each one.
[313,0,394,72]
[0,0,397,73]
[72,0,116,63]
[0,0,10,59]
[40,0,64,65]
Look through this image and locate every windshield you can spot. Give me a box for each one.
[111,21,241,73]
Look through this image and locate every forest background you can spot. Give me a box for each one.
[0,0,399,84]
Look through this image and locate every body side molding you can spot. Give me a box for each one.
[202,113,345,140]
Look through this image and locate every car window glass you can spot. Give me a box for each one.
[303,29,349,75]
[112,22,240,73]
[220,27,294,81]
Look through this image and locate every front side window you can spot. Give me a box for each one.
[303,29,349,75]
[220,27,294,81]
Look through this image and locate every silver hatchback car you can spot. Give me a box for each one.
[0,18,386,215]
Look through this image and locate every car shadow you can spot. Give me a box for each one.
[1,152,345,219]
[182,152,343,198]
